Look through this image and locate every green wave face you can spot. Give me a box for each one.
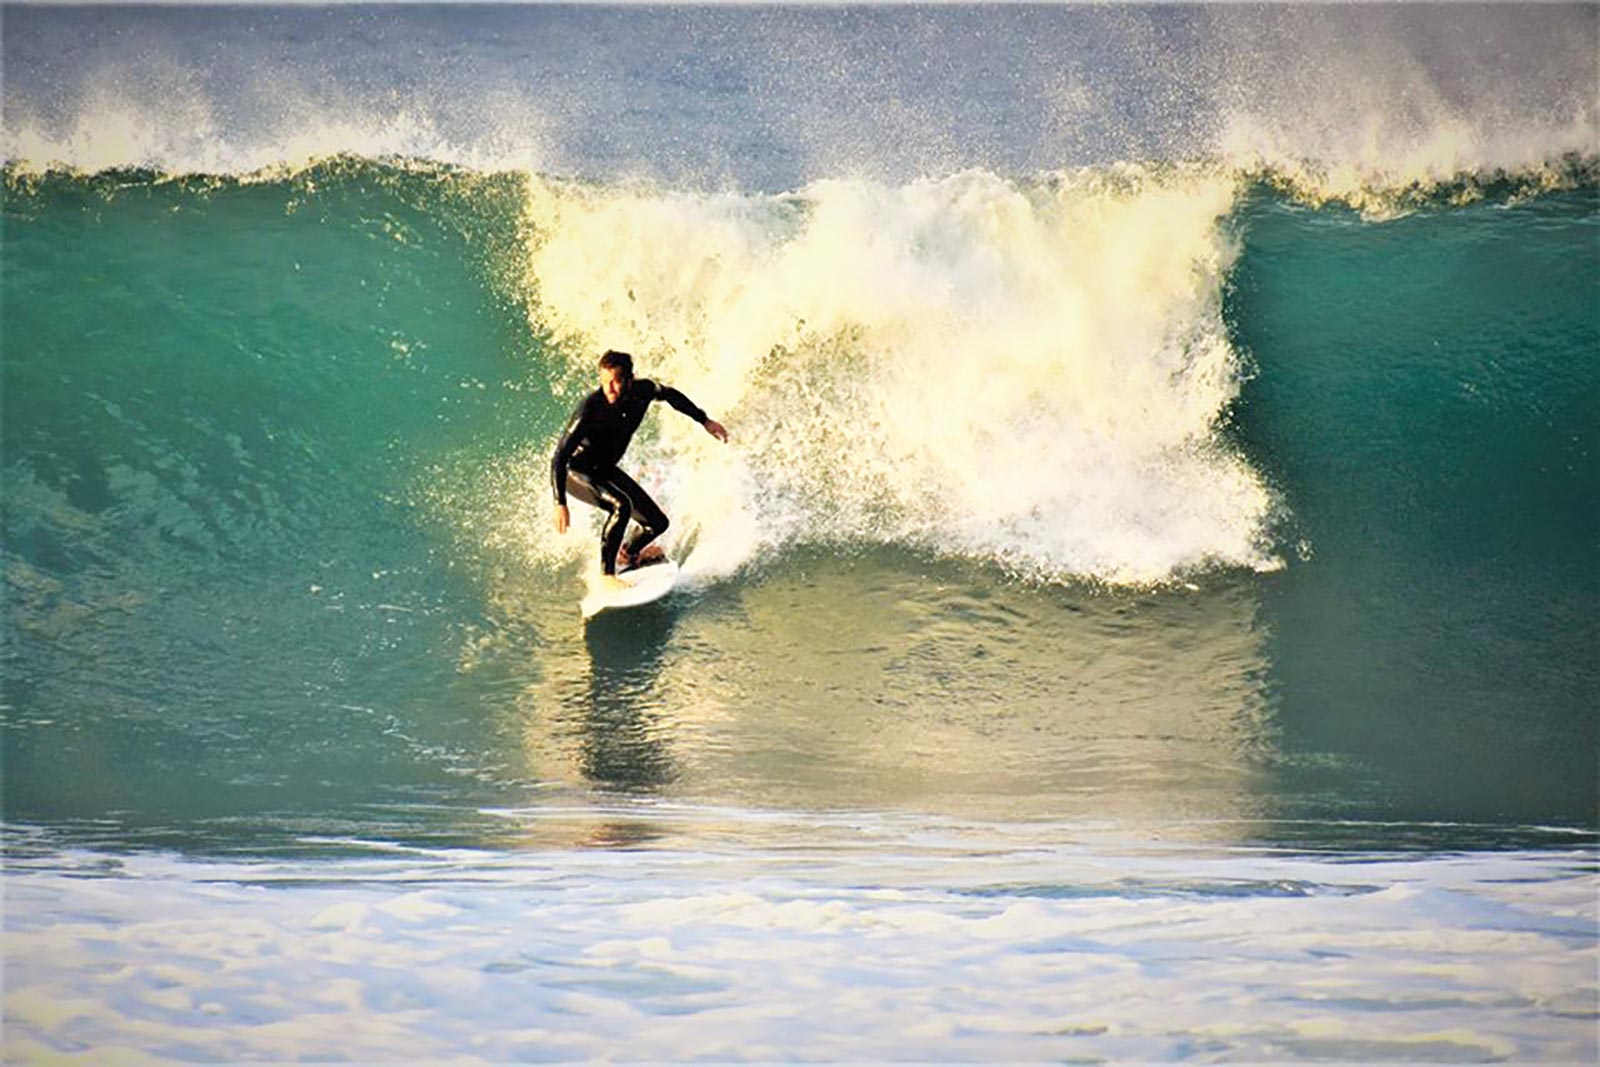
[1225,187,1600,824]
[3,165,554,834]
[4,163,1596,843]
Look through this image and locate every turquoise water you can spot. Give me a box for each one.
[3,5,1597,1062]
[6,166,1595,847]
[1228,189,1600,824]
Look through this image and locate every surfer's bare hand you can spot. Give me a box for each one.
[555,505,569,534]
[705,419,729,443]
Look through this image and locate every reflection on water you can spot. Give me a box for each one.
[578,608,680,791]
[14,533,1583,855]
[505,548,1280,841]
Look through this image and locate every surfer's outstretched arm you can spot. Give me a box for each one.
[652,381,730,442]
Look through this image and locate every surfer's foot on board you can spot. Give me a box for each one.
[600,573,630,593]
[616,544,666,572]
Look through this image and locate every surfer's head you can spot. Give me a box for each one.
[599,349,634,404]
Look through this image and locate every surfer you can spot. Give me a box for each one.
[552,350,729,590]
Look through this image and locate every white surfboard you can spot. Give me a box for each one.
[580,559,680,620]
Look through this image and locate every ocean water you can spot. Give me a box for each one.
[3,5,1597,1063]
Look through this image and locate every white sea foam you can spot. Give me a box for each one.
[5,817,1595,1064]
[1200,4,1597,212]
[519,167,1273,585]
[2,59,550,178]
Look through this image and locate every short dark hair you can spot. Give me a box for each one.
[599,350,634,378]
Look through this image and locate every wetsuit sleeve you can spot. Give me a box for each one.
[550,397,589,506]
[651,381,709,425]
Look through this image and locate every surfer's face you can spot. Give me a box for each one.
[600,367,627,404]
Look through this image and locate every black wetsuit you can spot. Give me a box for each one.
[551,378,709,574]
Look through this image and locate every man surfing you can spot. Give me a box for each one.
[552,350,729,590]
